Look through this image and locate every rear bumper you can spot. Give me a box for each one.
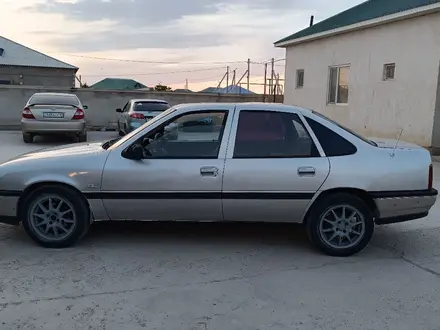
[0,195,20,226]
[373,189,438,225]
[21,119,86,133]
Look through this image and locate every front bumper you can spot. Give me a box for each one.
[21,119,86,133]
[373,188,438,225]
[0,194,20,226]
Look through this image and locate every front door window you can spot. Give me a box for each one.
[137,111,228,159]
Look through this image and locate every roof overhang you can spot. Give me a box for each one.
[275,2,440,48]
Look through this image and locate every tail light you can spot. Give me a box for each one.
[22,107,35,119]
[72,108,85,120]
[130,113,145,119]
[429,164,433,190]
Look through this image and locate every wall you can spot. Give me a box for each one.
[0,66,76,88]
[284,12,440,147]
[0,86,282,129]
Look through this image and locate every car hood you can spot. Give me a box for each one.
[1,141,107,166]
[368,137,424,150]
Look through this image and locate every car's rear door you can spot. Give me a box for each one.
[100,105,234,222]
[222,107,330,223]
[28,94,80,122]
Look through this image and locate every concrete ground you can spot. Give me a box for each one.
[1,131,440,330]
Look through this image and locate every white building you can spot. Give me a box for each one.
[275,0,440,151]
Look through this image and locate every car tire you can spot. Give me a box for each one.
[22,133,33,143]
[20,185,91,248]
[77,132,87,143]
[306,193,374,257]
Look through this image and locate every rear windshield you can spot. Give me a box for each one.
[133,101,170,112]
[30,94,79,106]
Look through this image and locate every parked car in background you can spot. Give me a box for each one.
[21,92,88,143]
[116,99,170,135]
[0,103,437,256]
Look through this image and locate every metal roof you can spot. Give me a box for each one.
[275,0,440,46]
[0,36,78,70]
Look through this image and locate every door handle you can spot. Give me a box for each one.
[298,166,316,176]
[200,166,219,177]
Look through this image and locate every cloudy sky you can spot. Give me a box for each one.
[2,0,364,91]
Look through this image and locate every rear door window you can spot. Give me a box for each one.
[133,102,170,112]
[29,94,79,106]
[233,110,319,158]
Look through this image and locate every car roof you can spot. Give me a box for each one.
[176,102,312,114]
[130,99,169,103]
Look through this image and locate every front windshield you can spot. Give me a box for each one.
[312,110,377,146]
[106,106,178,150]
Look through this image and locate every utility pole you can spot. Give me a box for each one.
[247,58,250,91]
[226,66,230,94]
[263,63,268,97]
[274,73,279,102]
[269,58,275,96]
[185,79,188,90]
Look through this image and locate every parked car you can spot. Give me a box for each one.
[0,103,437,256]
[116,99,170,135]
[21,92,88,143]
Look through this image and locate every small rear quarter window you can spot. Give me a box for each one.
[305,117,357,156]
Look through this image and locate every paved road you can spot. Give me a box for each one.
[1,131,440,330]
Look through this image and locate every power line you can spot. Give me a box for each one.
[79,66,227,77]
[48,53,251,65]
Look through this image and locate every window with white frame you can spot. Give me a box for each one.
[383,63,395,80]
[296,69,304,88]
[328,65,350,104]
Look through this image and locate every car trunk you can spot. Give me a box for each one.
[29,104,78,121]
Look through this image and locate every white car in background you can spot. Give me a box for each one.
[21,92,88,143]
[116,99,170,135]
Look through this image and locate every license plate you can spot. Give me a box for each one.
[43,112,64,118]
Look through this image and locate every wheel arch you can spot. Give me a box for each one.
[303,187,379,223]
[17,181,93,221]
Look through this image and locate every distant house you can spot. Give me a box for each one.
[0,36,78,87]
[200,85,255,94]
[173,88,193,93]
[274,0,440,148]
[90,78,147,90]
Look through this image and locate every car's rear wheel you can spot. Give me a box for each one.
[306,193,374,257]
[77,132,87,143]
[21,185,90,248]
[22,133,33,143]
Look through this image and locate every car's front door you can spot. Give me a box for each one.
[101,107,233,221]
[222,108,330,223]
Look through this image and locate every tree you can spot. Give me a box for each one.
[81,82,90,88]
[154,83,172,92]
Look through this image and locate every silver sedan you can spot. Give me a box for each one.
[21,92,88,143]
[0,103,437,256]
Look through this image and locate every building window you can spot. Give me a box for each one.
[0,48,4,57]
[383,63,395,80]
[296,69,304,88]
[328,65,350,104]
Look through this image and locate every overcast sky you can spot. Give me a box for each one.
[2,0,364,91]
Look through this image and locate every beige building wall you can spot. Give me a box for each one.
[283,12,440,147]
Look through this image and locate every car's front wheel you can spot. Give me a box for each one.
[20,185,90,248]
[306,193,374,257]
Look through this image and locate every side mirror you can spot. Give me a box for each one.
[116,108,122,113]
[83,105,89,110]
[122,143,145,160]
